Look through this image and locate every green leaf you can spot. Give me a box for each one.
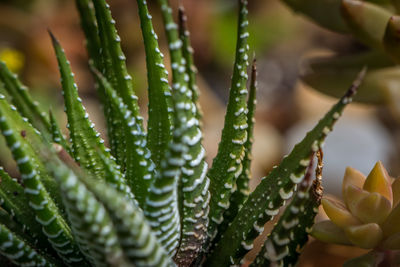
[136,0,173,166]
[178,6,202,122]
[0,94,84,264]
[50,32,126,192]
[0,168,50,252]
[0,223,56,267]
[168,6,211,266]
[143,0,210,257]
[47,158,124,266]
[205,69,365,266]
[207,0,250,242]
[90,0,143,165]
[252,155,322,266]
[78,171,176,267]
[75,0,102,70]
[217,59,257,237]
[49,110,70,153]
[75,0,127,167]
[91,68,155,207]
[157,0,186,86]
[0,61,53,141]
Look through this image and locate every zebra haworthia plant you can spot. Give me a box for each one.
[0,0,362,266]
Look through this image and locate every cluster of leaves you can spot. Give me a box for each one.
[281,0,400,109]
[0,0,360,266]
[311,161,400,266]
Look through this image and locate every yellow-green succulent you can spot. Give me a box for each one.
[311,161,400,265]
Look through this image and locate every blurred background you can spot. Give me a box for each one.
[0,0,397,265]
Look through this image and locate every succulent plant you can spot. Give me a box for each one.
[281,0,400,113]
[311,161,400,266]
[0,0,362,266]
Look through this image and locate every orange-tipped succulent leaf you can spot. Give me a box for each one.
[322,197,361,227]
[345,223,383,249]
[310,220,352,245]
[363,161,393,205]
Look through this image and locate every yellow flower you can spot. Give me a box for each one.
[0,48,24,73]
[311,161,400,250]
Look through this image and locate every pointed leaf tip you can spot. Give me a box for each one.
[342,166,366,201]
[344,66,367,99]
[322,197,361,227]
[363,161,393,204]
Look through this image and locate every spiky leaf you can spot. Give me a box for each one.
[78,172,176,267]
[252,153,323,266]
[178,6,202,122]
[0,94,84,264]
[205,70,364,266]
[50,32,128,196]
[47,158,124,266]
[207,0,250,242]
[136,0,173,166]
[0,223,56,266]
[91,68,155,206]
[0,61,52,141]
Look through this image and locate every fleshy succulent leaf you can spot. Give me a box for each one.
[136,0,173,166]
[344,184,371,213]
[341,0,393,49]
[0,61,52,141]
[352,192,392,224]
[217,59,257,237]
[322,197,361,227]
[48,110,70,153]
[342,167,366,201]
[310,220,352,245]
[75,0,102,70]
[205,69,364,266]
[392,177,400,207]
[50,32,127,193]
[157,0,185,86]
[207,0,250,243]
[383,16,400,63]
[178,6,202,122]
[91,67,155,206]
[252,152,323,267]
[281,0,348,33]
[79,171,176,267]
[381,200,400,237]
[90,0,143,166]
[345,223,383,249]
[0,168,51,252]
[363,161,393,204]
[47,157,124,266]
[0,223,57,266]
[0,94,84,263]
[142,0,211,258]
[301,51,395,104]
[75,0,128,168]
[381,231,400,249]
